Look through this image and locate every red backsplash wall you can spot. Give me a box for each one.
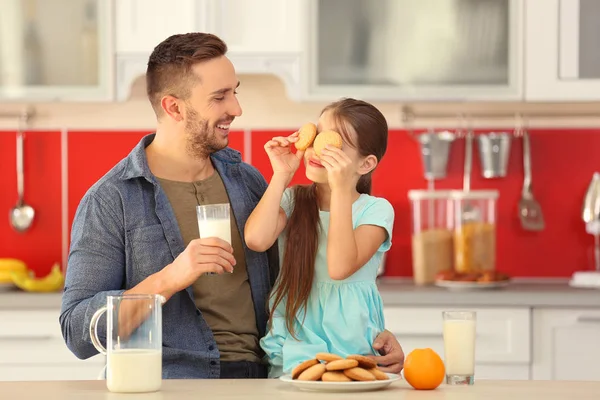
[1,128,598,278]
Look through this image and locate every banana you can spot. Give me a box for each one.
[11,263,64,293]
[0,258,28,283]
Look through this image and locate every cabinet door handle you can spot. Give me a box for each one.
[390,332,442,338]
[0,335,53,341]
[576,315,600,323]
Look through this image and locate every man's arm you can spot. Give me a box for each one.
[59,193,127,359]
[368,330,405,373]
[60,190,236,358]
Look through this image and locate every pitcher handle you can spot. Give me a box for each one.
[89,306,108,355]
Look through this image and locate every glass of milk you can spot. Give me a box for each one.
[89,294,164,393]
[196,203,232,244]
[197,203,232,275]
[442,310,476,385]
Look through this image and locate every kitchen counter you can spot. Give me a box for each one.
[377,279,600,308]
[1,279,599,310]
[1,379,599,399]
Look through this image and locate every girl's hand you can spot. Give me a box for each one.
[264,132,305,176]
[319,145,356,193]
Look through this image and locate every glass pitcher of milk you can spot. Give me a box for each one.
[89,294,164,393]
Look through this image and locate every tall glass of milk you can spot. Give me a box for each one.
[197,203,232,274]
[442,310,476,385]
[89,294,164,393]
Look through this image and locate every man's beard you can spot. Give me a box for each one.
[185,107,228,159]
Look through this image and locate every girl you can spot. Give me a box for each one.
[244,98,394,378]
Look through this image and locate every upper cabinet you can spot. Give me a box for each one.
[525,0,600,101]
[115,0,304,101]
[0,0,113,101]
[3,0,600,103]
[301,0,524,102]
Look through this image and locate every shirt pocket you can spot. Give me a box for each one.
[128,224,173,277]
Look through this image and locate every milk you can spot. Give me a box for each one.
[107,349,162,393]
[198,218,231,244]
[443,319,476,375]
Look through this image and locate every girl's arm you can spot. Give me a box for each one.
[244,173,291,252]
[327,192,390,280]
[245,133,304,252]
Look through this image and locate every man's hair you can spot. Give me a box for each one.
[146,32,228,117]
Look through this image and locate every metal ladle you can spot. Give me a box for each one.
[9,113,35,232]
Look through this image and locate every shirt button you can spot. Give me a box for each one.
[210,360,217,366]
[208,345,214,351]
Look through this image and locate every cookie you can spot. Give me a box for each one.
[322,371,352,382]
[343,367,377,382]
[325,359,359,371]
[292,359,319,379]
[294,123,318,151]
[316,352,343,363]
[367,367,389,380]
[346,354,378,369]
[297,363,327,381]
[313,130,343,157]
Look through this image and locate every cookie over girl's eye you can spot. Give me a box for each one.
[294,123,317,151]
[313,130,343,157]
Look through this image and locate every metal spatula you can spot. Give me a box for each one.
[518,130,544,231]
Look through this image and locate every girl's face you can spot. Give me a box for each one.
[304,110,365,184]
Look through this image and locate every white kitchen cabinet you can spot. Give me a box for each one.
[115,0,200,54]
[300,0,524,102]
[0,0,114,101]
[383,306,531,380]
[115,0,304,101]
[531,308,600,381]
[525,0,600,101]
[206,0,302,55]
[0,310,105,382]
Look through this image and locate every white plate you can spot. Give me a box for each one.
[434,280,510,290]
[279,373,401,393]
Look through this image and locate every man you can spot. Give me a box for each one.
[60,32,404,379]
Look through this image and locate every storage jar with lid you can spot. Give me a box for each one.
[408,190,455,285]
[451,190,499,274]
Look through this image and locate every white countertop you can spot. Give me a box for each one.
[1,278,599,310]
[1,379,599,399]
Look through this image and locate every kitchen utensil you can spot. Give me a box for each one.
[582,172,600,225]
[461,130,479,222]
[582,173,600,271]
[415,130,456,180]
[570,173,600,288]
[9,127,35,232]
[518,130,544,231]
[477,132,511,178]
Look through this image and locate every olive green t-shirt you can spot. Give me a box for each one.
[157,172,261,363]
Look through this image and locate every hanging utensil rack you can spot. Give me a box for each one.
[401,105,600,131]
[0,107,36,124]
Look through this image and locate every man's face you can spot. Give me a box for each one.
[182,56,242,158]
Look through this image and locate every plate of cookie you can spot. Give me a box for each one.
[279,353,401,393]
[434,270,511,291]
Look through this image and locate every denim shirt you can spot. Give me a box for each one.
[60,134,279,378]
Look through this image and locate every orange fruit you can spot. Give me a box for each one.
[403,348,445,390]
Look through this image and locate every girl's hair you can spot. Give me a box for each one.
[268,98,388,339]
